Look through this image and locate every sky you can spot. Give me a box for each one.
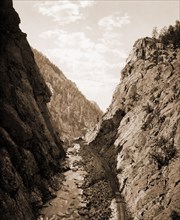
[13,0,179,111]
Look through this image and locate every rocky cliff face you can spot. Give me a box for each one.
[33,49,103,141]
[0,1,65,219]
[88,37,180,219]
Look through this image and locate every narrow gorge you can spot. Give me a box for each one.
[0,1,179,220]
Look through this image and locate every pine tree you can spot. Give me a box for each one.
[152,27,158,39]
[157,21,180,48]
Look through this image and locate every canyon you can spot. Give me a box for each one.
[0,0,179,220]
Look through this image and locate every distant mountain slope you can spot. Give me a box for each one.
[33,49,103,141]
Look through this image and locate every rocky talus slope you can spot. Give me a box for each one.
[88,37,180,219]
[0,1,65,219]
[33,49,103,141]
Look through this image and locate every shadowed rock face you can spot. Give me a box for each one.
[89,37,180,219]
[0,1,65,219]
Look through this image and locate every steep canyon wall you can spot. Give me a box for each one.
[89,37,180,219]
[0,1,65,219]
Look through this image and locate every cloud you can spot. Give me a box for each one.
[100,32,123,48]
[35,3,129,110]
[39,30,60,39]
[34,1,95,25]
[79,1,95,8]
[39,29,127,87]
[98,12,130,30]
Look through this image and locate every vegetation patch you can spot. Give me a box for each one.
[150,137,177,169]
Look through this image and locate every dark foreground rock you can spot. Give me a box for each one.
[0,1,65,219]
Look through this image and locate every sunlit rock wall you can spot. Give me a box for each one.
[90,37,180,219]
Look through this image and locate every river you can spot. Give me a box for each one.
[38,142,127,220]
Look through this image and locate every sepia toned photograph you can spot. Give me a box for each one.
[0,0,179,219]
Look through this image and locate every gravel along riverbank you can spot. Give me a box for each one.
[78,142,115,220]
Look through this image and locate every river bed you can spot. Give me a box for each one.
[38,142,122,220]
[38,144,87,220]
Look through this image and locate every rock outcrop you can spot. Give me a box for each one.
[33,49,103,141]
[88,36,180,219]
[0,1,65,219]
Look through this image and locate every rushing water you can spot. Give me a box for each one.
[38,144,87,220]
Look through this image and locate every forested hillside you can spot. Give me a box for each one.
[33,49,103,141]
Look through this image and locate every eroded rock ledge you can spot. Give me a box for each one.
[0,1,65,219]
